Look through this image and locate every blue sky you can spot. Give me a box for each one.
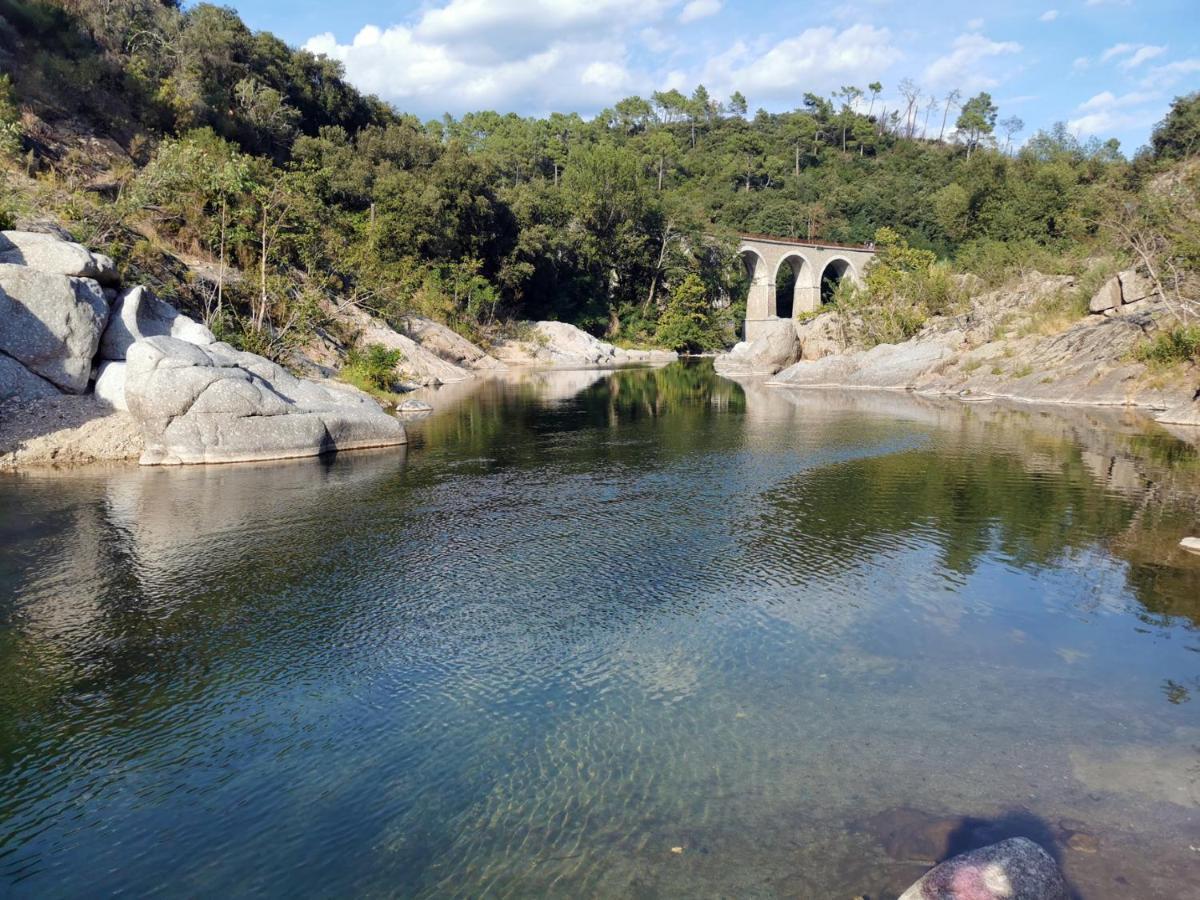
[231,0,1200,153]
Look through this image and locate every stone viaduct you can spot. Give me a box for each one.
[738,234,875,342]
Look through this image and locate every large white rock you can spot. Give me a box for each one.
[99,286,215,360]
[714,318,799,375]
[93,360,128,410]
[899,838,1067,900]
[0,231,119,286]
[1088,276,1122,314]
[1117,268,1157,304]
[125,336,406,465]
[491,321,676,369]
[0,264,109,392]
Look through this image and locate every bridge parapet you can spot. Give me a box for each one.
[737,235,875,342]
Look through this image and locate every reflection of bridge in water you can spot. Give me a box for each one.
[738,234,876,341]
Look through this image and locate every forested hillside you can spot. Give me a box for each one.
[1,0,1198,356]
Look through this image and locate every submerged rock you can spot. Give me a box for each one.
[1180,537,1200,554]
[0,263,109,392]
[126,336,406,465]
[898,838,1067,900]
[397,398,433,414]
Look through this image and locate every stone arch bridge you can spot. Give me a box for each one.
[738,234,875,342]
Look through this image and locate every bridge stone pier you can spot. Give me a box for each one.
[738,234,875,342]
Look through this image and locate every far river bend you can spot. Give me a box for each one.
[1,361,1198,898]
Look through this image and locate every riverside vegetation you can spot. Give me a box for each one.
[1,0,1199,381]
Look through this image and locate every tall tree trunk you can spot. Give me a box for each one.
[658,156,664,191]
[794,142,800,177]
[939,103,951,142]
[258,208,268,331]
[216,196,227,321]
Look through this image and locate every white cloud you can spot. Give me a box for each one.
[303,0,680,115]
[679,0,721,24]
[923,32,1022,91]
[699,25,902,102]
[1069,89,1162,139]
[1140,57,1200,89]
[1072,56,1090,71]
[967,17,984,30]
[1039,9,1059,21]
[1100,43,1166,70]
[1078,90,1157,112]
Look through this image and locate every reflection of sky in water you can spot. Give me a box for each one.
[0,363,1198,899]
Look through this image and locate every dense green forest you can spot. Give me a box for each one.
[1,0,1198,355]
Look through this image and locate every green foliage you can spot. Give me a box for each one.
[1151,93,1200,162]
[341,344,404,394]
[0,0,1168,354]
[836,227,961,346]
[0,75,21,158]
[654,274,720,352]
[956,92,998,155]
[1134,327,1200,367]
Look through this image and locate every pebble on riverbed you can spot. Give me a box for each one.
[1180,537,1200,554]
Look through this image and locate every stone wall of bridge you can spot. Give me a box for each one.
[738,236,875,342]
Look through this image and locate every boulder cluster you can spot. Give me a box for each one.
[0,230,405,465]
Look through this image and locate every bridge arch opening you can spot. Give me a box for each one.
[820,258,852,306]
[738,248,772,326]
[774,254,809,320]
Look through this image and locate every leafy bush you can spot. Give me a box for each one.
[654,274,721,352]
[834,227,962,346]
[0,75,21,158]
[341,344,404,393]
[1134,326,1200,367]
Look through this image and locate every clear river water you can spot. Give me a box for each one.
[1,361,1199,898]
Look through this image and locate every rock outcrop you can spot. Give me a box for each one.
[0,263,109,393]
[0,230,118,286]
[99,285,215,360]
[491,321,677,369]
[126,336,405,465]
[399,315,506,371]
[714,318,799,376]
[1090,267,1162,315]
[762,271,1199,419]
[898,838,1067,900]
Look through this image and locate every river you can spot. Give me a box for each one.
[1,361,1198,898]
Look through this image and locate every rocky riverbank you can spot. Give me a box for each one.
[718,270,1200,426]
[1,229,679,469]
[1,229,406,468]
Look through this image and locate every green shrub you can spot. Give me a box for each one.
[341,344,404,393]
[1134,326,1200,367]
[654,274,721,352]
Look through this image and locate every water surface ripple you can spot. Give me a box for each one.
[1,363,1199,898]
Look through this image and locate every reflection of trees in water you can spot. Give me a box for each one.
[753,420,1200,629]
[415,361,746,468]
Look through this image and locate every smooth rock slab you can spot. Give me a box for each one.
[0,231,119,285]
[1181,537,1200,555]
[126,336,405,465]
[898,838,1068,900]
[99,285,215,360]
[0,264,109,392]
